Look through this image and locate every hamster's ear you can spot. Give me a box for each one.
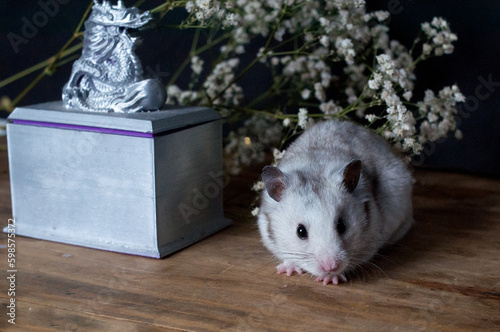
[342,159,361,193]
[262,166,287,202]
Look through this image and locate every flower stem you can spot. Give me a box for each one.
[0,43,81,88]
[167,31,231,87]
[10,71,46,109]
[4,2,92,110]
[150,0,187,14]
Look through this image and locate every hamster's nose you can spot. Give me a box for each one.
[319,258,339,272]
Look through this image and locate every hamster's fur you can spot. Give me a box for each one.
[257,120,414,285]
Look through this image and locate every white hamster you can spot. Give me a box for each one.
[257,120,414,285]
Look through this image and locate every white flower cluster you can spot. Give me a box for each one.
[421,17,458,57]
[281,56,332,90]
[319,99,343,116]
[203,58,243,107]
[185,0,225,23]
[166,1,462,172]
[166,85,200,105]
[190,56,204,75]
[361,16,461,157]
[418,85,465,143]
[164,57,244,113]
[298,108,308,129]
[335,38,356,65]
[366,53,419,154]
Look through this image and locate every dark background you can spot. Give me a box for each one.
[1,0,499,177]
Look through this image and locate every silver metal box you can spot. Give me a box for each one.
[5,101,231,258]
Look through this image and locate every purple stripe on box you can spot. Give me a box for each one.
[12,119,154,138]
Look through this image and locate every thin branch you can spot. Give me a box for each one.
[5,2,92,110]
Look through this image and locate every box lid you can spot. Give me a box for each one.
[8,101,220,137]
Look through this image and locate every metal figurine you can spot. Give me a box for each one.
[62,0,166,113]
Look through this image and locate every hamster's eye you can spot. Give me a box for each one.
[337,218,347,235]
[296,224,308,240]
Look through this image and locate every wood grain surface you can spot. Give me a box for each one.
[0,136,498,331]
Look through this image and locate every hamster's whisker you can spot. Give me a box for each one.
[347,264,365,282]
[278,251,313,258]
[372,253,398,266]
[365,261,388,278]
[346,257,388,280]
[354,262,375,281]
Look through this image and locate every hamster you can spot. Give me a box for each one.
[257,120,414,285]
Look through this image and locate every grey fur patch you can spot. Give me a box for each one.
[369,170,382,212]
[264,212,276,244]
[294,170,323,198]
[364,201,370,220]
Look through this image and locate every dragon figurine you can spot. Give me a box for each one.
[62,0,166,113]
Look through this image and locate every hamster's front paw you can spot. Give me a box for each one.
[276,262,303,276]
[315,273,347,285]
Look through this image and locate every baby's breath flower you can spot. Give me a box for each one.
[320,100,343,115]
[417,84,465,146]
[314,83,326,102]
[319,17,330,28]
[422,43,432,56]
[166,84,181,104]
[203,58,243,106]
[252,181,264,192]
[273,148,286,162]
[190,56,204,75]
[335,37,356,65]
[320,35,330,47]
[298,108,308,129]
[251,207,260,216]
[301,89,311,100]
[402,137,415,152]
[223,12,237,27]
[403,91,413,101]
[374,10,390,22]
[368,79,380,90]
[365,114,378,123]
[376,54,395,76]
[421,17,457,56]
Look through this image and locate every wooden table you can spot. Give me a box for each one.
[0,137,499,331]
